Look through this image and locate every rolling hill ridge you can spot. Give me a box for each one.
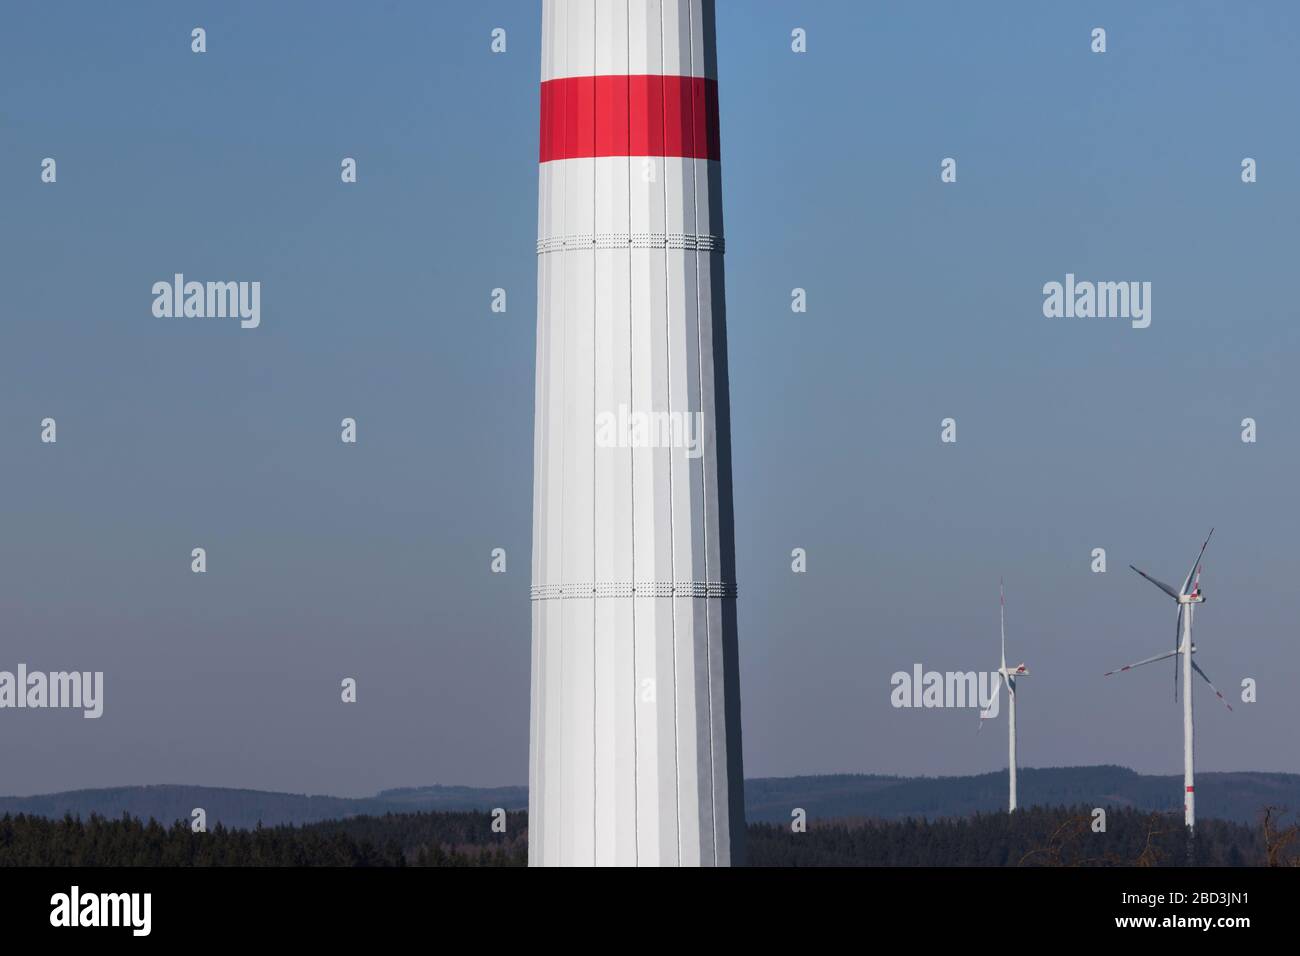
[2,766,1295,830]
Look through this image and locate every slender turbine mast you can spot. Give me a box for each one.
[1106,529,1232,833]
[982,581,1029,812]
[528,0,744,866]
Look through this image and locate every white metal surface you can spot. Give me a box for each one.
[1183,603,1195,828]
[529,0,744,867]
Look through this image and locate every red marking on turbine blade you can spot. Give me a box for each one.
[540,75,720,162]
[1186,786,1194,792]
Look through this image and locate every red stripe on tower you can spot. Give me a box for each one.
[539,74,720,162]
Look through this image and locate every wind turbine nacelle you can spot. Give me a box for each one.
[1177,592,1205,605]
[1007,663,1029,677]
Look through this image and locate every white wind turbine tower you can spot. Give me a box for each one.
[1106,529,1232,834]
[981,582,1029,812]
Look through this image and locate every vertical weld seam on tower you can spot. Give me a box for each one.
[686,0,719,866]
[589,0,598,861]
[657,0,683,867]
[625,0,639,867]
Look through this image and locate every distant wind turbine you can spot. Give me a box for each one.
[981,581,1029,812]
[1106,529,1232,833]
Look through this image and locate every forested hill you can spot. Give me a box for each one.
[3,767,1297,830]
[744,766,1300,825]
[0,784,530,830]
[3,805,1297,867]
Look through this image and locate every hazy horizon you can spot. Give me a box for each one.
[6,762,1298,804]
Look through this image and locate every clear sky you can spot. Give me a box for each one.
[2,1,1297,797]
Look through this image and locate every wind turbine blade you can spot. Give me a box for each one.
[1105,648,1179,677]
[1000,580,1007,670]
[1191,659,1233,712]
[980,672,1004,720]
[1179,528,1214,596]
[1174,605,1182,703]
[1130,565,1181,600]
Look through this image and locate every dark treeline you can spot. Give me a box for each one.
[0,811,525,867]
[747,805,1299,867]
[2,805,1296,867]
[310,811,527,867]
[0,813,403,867]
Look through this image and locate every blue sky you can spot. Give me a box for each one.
[2,1,1298,797]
